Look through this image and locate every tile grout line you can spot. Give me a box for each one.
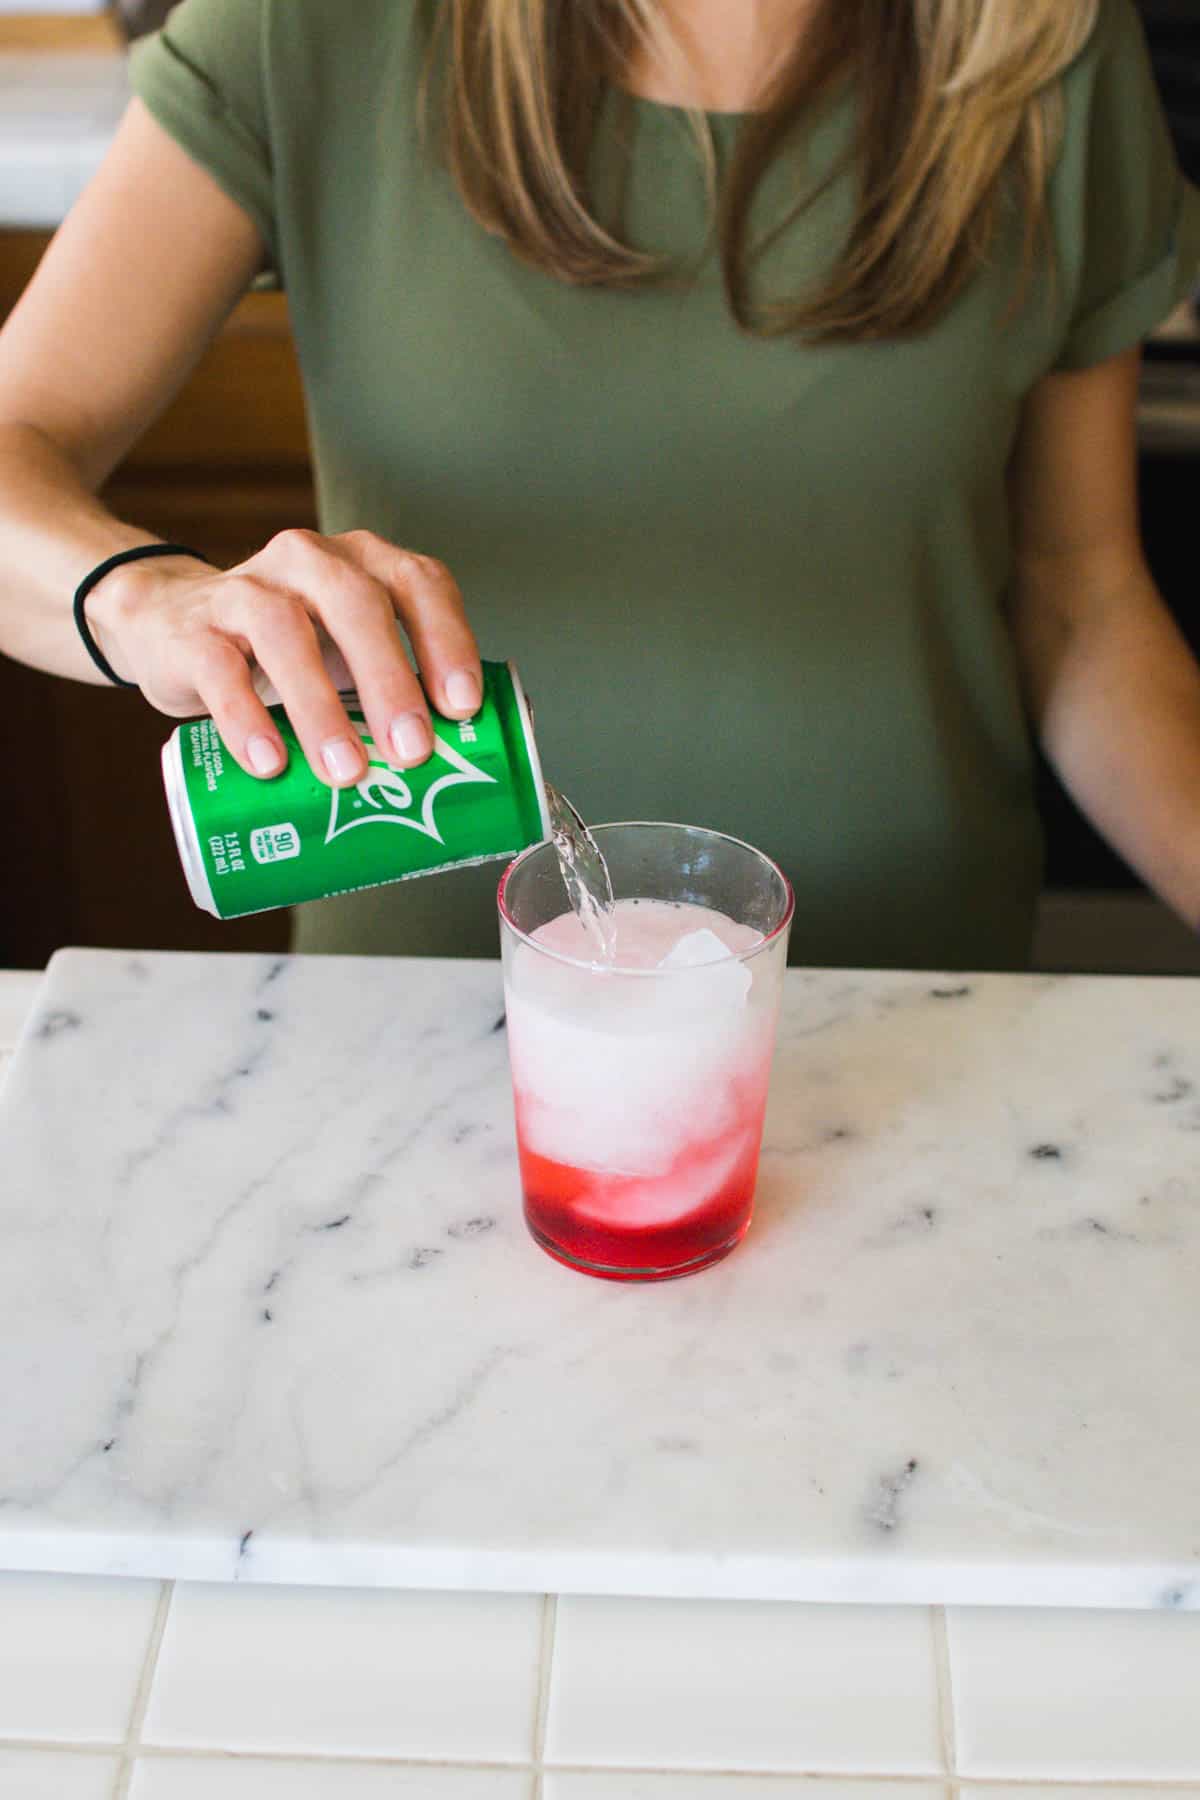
[924,1782,1200,1794]
[0,1739,119,1759]
[531,1592,559,1800]
[111,1579,175,1800]
[932,1604,959,1784]
[0,1735,1191,1786]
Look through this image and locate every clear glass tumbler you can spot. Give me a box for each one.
[498,822,794,1281]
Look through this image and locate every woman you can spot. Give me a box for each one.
[0,0,1197,968]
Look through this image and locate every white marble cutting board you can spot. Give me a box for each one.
[1,947,1198,1608]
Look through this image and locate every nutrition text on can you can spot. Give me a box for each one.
[162,660,551,918]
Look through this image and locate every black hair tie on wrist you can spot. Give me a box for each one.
[73,542,206,690]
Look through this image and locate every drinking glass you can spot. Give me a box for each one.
[497,822,793,1281]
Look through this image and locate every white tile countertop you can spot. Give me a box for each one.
[3,958,1200,1797]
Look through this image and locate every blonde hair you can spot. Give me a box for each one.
[421,0,1101,341]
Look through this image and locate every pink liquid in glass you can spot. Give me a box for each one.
[504,899,775,1280]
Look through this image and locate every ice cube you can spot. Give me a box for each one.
[657,928,736,970]
[657,928,752,1006]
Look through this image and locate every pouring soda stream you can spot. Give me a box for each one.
[544,784,617,964]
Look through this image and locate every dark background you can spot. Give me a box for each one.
[1140,0,1200,183]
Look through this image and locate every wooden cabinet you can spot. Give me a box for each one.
[1,228,312,966]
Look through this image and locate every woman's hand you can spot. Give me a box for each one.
[86,527,483,786]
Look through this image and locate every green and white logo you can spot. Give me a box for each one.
[325,711,498,848]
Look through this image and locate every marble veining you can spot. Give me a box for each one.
[1,949,1199,1607]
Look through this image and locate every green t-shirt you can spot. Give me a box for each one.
[130,0,1200,969]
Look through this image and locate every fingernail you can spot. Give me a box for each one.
[445,668,481,714]
[247,734,283,777]
[322,737,362,783]
[391,712,431,764]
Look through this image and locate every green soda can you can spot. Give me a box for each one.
[161,659,550,918]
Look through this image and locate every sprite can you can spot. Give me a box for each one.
[161,659,550,918]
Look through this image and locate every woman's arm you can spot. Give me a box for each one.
[0,100,481,784]
[0,98,265,681]
[1007,346,1200,933]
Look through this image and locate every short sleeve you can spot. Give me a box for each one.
[1052,0,1200,372]
[128,0,279,278]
